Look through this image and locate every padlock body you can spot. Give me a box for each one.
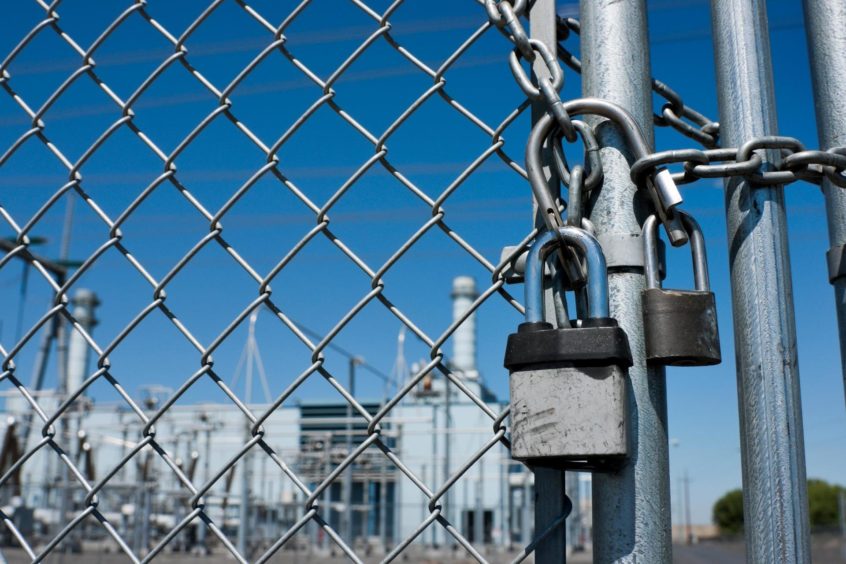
[504,321,632,470]
[642,288,721,366]
[509,363,627,466]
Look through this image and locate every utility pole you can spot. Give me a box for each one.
[233,311,271,558]
[0,238,70,453]
[443,367,452,547]
[428,389,437,547]
[344,356,363,546]
[393,425,402,553]
[683,471,692,545]
[379,449,388,551]
[322,432,331,552]
[194,412,216,555]
[58,288,98,555]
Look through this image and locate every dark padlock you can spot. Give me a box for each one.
[642,212,721,366]
[505,226,632,471]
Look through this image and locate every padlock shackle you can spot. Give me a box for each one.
[528,98,689,247]
[525,227,609,323]
[528,98,665,229]
[643,212,710,291]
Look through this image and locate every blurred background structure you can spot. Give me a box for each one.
[0,277,590,559]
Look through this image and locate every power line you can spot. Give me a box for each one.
[286,316,393,385]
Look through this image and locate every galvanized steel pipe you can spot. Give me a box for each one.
[803,0,846,413]
[710,0,811,561]
[579,0,672,561]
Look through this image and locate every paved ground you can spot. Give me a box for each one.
[673,536,846,564]
[2,537,844,562]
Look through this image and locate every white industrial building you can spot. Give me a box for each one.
[0,277,587,557]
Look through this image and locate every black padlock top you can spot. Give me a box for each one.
[504,319,633,370]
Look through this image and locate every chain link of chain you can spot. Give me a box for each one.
[556,16,721,149]
[486,0,577,141]
[554,17,846,192]
[631,136,846,188]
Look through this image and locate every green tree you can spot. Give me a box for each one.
[713,479,845,534]
[712,488,744,534]
[807,479,842,528]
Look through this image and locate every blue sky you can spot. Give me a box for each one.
[0,0,841,527]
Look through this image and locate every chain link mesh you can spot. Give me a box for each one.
[0,1,560,562]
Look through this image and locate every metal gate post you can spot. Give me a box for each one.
[710,0,811,561]
[803,0,846,411]
[580,1,672,562]
[529,0,567,560]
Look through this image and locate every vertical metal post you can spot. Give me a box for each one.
[580,1,671,562]
[421,463,428,546]
[499,455,507,548]
[380,458,387,550]
[237,416,252,552]
[65,290,98,395]
[196,420,211,552]
[443,373,451,546]
[521,469,531,548]
[393,425,402,550]
[344,357,361,544]
[322,432,331,551]
[710,1,811,561]
[803,0,846,409]
[64,289,98,551]
[474,467,483,545]
[363,476,370,539]
[683,470,692,544]
[529,0,568,560]
[141,477,151,553]
[430,402,437,547]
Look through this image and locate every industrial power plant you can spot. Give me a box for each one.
[0,277,587,559]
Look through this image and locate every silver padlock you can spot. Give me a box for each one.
[504,227,631,471]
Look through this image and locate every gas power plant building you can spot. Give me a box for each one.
[0,277,586,556]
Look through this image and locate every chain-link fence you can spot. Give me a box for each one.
[0,0,567,562]
[2,0,846,563]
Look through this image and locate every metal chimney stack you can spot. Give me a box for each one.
[451,276,479,381]
[66,288,99,395]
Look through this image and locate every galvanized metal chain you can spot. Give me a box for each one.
[486,0,577,142]
[556,16,721,148]
[632,136,846,188]
[553,16,846,205]
[554,16,846,190]
[487,2,690,261]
